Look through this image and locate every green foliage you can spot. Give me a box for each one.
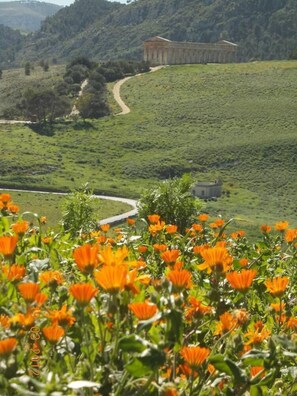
[21,88,71,123]
[12,0,297,64]
[138,175,202,233]
[61,184,99,237]
[76,92,110,119]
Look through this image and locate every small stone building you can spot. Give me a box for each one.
[192,180,222,199]
[144,36,238,65]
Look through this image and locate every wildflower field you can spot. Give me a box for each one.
[0,193,296,396]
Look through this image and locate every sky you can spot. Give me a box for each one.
[0,0,128,6]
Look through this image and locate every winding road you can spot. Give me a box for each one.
[1,188,138,226]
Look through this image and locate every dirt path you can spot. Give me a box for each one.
[1,187,138,226]
[113,66,166,115]
[70,79,88,116]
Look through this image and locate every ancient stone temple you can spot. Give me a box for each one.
[144,36,238,65]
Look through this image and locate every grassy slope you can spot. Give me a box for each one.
[0,65,66,118]
[0,61,296,236]
[1,190,132,229]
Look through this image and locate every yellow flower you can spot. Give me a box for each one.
[95,265,127,294]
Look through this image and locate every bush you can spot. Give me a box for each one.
[138,174,203,233]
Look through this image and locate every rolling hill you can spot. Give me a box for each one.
[0,1,62,32]
[0,61,296,237]
[13,0,297,66]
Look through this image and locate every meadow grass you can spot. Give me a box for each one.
[0,60,296,237]
[0,190,132,229]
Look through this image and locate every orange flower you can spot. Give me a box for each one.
[233,309,249,325]
[149,221,165,235]
[43,325,65,344]
[0,338,17,357]
[128,302,158,320]
[226,269,257,293]
[161,249,180,264]
[198,246,233,274]
[42,237,52,244]
[260,224,271,234]
[73,244,99,274]
[10,312,35,329]
[3,264,25,282]
[148,214,160,224]
[265,276,289,297]
[180,346,210,368]
[69,283,98,306]
[0,193,11,205]
[193,244,209,256]
[270,302,286,312]
[198,213,208,222]
[244,324,271,346]
[191,223,203,233]
[0,314,10,329]
[214,312,238,335]
[166,224,178,234]
[167,268,192,290]
[100,224,110,233]
[275,221,289,232]
[215,218,225,227]
[285,229,297,243]
[185,296,213,321]
[98,245,128,266]
[138,245,148,253]
[250,366,265,378]
[46,305,75,327]
[127,218,136,226]
[153,244,168,252]
[40,216,47,224]
[95,265,127,294]
[239,258,249,267]
[35,292,48,306]
[18,283,40,303]
[12,220,29,235]
[39,270,64,287]
[287,317,297,330]
[230,230,245,239]
[7,203,19,214]
[0,235,18,257]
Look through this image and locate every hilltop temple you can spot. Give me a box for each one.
[144,36,238,65]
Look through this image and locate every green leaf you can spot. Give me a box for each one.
[241,350,269,366]
[126,358,153,378]
[1,216,10,232]
[250,385,263,396]
[209,355,246,383]
[118,335,146,353]
[137,312,162,331]
[138,347,166,369]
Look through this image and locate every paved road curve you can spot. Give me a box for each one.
[0,187,138,226]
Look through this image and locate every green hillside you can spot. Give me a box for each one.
[14,0,297,66]
[0,1,62,32]
[0,61,296,236]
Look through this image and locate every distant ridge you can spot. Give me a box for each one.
[0,1,62,32]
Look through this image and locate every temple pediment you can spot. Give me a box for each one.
[145,36,172,42]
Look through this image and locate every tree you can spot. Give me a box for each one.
[76,92,110,119]
[61,184,99,237]
[138,174,203,234]
[22,88,71,123]
[25,62,31,76]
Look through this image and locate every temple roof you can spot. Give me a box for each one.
[144,36,172,42]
